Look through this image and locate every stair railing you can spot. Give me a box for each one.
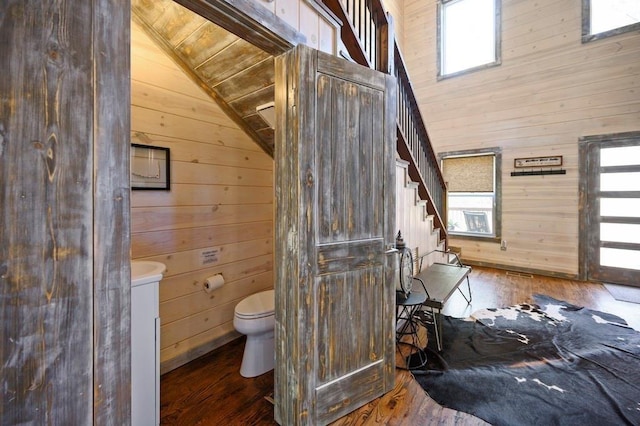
[394,45,447,243]
[320,0,448,244]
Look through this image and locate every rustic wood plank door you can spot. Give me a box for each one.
[274,45,397,425]
[581,132,640,287]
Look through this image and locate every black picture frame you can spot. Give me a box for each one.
[131,143,171,190]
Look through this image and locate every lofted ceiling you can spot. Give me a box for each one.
[131,0,280,156]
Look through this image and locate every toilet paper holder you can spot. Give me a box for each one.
[203,274,225,293]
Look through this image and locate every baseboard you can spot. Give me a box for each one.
[461,259,579,281]
[160,330,241,375]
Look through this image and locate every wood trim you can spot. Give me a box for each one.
[436,0,503,80]
[305,0,343,28]
[175,0,306,55]
[322,0,372,68]
[462,260,579,281]
[438,147,503,240]
[579,131,640,283]
[581,0,640,43]
[93,0,132,423]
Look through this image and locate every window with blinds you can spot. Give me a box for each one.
[441,151,500,238]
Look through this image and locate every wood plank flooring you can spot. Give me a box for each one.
[160,266,640,425]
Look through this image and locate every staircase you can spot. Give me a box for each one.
[396,159,448,269]
[322,0,450,251]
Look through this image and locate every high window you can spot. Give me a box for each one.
[441,149,501,239]
[438,0,501,78]
[583,0,640,42]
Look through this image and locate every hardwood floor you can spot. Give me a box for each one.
[160,266,640,425]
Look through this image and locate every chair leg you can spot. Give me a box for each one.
[431,307,443,352]
[456,276,472,304]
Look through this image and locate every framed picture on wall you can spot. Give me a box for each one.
[131,144,171,190]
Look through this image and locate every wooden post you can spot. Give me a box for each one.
[378,12,395,75]
[0,1,131,423]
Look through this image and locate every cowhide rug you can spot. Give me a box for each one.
[414,294,640,426]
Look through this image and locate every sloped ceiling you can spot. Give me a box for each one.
[132,0,278,156]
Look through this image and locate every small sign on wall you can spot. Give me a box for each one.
[511,155,566,177]
[201,248,219,266]
[514,156,562,168]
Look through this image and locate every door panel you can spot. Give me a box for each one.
[275,44,396,425]
[581,133,640,287]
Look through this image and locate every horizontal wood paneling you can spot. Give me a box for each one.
[404,0,640,276]
[159,254,274,301]
[161,271,274,324]
[132,204,272,232]
[132,221,273,258]
[132,23,274,372]
[132,105,261,152]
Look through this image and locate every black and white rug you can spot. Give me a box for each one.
[414,295,640,426]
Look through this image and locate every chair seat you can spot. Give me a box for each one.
[396,290,427,306]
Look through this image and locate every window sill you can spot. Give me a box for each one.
[448,233,501,243]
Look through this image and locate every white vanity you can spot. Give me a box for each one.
[131,261,166,426]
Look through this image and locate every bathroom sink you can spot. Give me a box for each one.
[131,261,166,287]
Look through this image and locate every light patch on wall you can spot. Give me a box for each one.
[256,102,276,129]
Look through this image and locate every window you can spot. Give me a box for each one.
[579,132,640,286]
[440,149,501,239]
[438,0,501,78]
[583,0,640,42]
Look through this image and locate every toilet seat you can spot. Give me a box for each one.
[234,289,274,319]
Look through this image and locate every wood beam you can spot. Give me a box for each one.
[175,0,306,55]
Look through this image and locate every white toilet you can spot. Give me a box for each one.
[233,289,275,378]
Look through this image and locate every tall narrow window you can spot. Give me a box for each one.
[441,149,501,238]
[583,0,640,42]
[438,0,501,78]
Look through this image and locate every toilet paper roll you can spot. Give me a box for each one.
[203,274,224,293]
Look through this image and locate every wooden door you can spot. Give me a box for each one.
[274,45,397,425]
[580,132,640,287]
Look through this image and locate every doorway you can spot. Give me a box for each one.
[580,131,640,287]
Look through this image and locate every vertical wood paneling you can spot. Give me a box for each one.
[404,0,640,276]
[330,79,348,241]
[0,0,129,423]
[346,86,362,238]
[131,23,274,372]
[372,88,385,238]
[93,0,131,423]
[360,89,375,236]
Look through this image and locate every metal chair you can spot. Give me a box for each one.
[395,233,429,370]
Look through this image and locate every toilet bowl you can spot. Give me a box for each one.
[233,289,275,378]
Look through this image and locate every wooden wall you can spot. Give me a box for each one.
[1,1,131,423]
[403,0,640,276]
[131,23,274,373]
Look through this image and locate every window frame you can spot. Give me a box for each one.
[437,0,502,80]
[582,0,640,43]
[439,147,502,241]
